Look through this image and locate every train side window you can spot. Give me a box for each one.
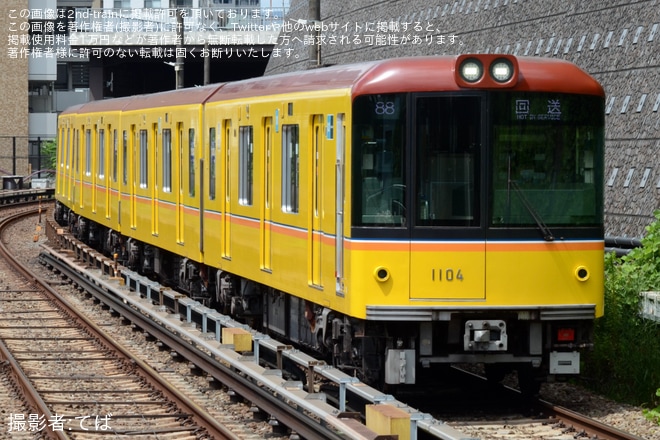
[112,129,118,182]
[139,129,148,188]
[239,126,253,206]
[122,130,128,185]
[282,124,299,213]
[352,93,407,227]
[65,128,70,170]
[85,129,91,176]
[98,129,105,179]
[189,128,196,197]
[209,127,216,200]
[162,129,172,192]
[74,129,79,173]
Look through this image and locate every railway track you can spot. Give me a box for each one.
[416,368,649,440]
[0,206,240,439]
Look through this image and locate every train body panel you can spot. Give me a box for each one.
[200,88,353,316]
[485,241,604,313]
[56,55,605,391]
[342,240,603,319]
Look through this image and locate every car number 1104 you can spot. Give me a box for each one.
[432,268,464,282]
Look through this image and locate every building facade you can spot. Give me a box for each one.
[0,1,30,177]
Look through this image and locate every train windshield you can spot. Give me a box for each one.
[352,94,407,227]
[490,93,604,229]
[352,92,604,233]
[352,93,482,228]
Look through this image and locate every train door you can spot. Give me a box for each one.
[91,126,98,212]
[58,127,65,198]
[310,114,323,287]
[62,127,76,201]
[222,119,232,259]
[81,127,90,209]
[152,123,159,235]
[335,114,346,295]
[104,127,111,219]
[98,126,107,217]
[409,94,486,300]
[109,129,118,223]
[120,130,128,230]
[261,117,273,271]
[130,125,137,229]
[92,127,107,214]
[70,128,79,206]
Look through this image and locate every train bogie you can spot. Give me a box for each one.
[56,54,605,392]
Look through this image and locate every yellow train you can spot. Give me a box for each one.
[55,54,605,393]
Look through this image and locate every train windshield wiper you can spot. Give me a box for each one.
[508,179,555,241]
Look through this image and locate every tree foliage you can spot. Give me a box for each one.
[41,139,57,171]
[584,211,660,414]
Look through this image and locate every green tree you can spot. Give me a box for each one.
[41,139,57,171]
[585,211,660,411]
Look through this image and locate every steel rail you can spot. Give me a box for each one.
[539,399,647,440]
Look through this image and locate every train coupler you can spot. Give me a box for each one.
[464,320,508,351]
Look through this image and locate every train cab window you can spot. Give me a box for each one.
[162,129,172,192]
[282,124,299,213]
[352,94,407,227]
[490,93,604,228]
[414,96,481,227]
[239,126,253,206]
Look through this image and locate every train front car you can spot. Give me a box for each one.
[347,55,604,393]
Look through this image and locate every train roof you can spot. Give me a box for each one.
[60,83,223,115]
[60,56,604,115]
[208,56,604,100]
[352,56,604,97]
[206,61,377,102]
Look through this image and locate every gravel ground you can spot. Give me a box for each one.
[6,211,660,440]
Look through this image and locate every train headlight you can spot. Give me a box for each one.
[490,58,514,83]
[459,58,483,83]
[455,54,518,88]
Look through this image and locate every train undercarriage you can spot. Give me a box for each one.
[55,203,593,396]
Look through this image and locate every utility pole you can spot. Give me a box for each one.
[173,2,185,89]
[204,41,210,85]
[203,0,210,85]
